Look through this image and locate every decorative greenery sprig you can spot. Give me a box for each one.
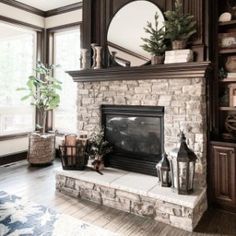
[164,0,197,41]
[141,13,167,56]
[17,62,61,133]
[86,130,113,158]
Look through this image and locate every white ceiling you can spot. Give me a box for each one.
[16,0,82,11]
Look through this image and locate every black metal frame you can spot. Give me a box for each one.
[101,104,164,176]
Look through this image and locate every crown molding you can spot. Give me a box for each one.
[0,0,82,17]
[45,2,82,17]
[0,15,44,30]
[0,0,45,16]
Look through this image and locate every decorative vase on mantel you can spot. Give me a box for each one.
[151,55,164,65]
[94,46,102,69]
[172,40,187,50]
[91,43,98,68]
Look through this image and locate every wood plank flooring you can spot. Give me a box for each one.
[0,159,236,236]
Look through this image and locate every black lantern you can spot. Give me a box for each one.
[159,152,171,187]
[170,132,197,194]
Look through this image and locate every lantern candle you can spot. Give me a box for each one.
[65,134,77,165]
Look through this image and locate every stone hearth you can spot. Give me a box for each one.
[56,167,207,232]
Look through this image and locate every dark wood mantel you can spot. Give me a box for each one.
[68,62,211,82]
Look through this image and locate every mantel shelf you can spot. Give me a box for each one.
[67,62,211,83]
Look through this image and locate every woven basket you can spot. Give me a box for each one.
[28,132,55,164]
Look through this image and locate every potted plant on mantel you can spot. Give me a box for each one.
[164,0,197,50]
[141,13,167,65]
[17,62,61,165]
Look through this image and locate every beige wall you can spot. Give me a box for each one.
[0,138,28,156]
[0,3,82,156]
[0,3,44,27]
[45,9,82,28]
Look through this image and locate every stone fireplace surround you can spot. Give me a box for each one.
[77,76,207,188]
[56,63,209,231]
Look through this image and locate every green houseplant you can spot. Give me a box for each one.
[17,62,61,164]
[164,0,197,50]
[141,13,167,64]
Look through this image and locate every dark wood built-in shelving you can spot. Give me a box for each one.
[219,20,236,27]
[219,107,236,111]
[220,78,236,83]
[68,62,210,82]
[219,48,236,54]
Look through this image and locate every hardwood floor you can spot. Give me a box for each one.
[0,159,236,236]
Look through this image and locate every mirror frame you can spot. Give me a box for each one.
[106,0,165,68]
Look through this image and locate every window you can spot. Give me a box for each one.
[0,22,36,136]
[53,27,81,134]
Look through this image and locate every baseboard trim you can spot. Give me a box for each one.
[0,151,27,166]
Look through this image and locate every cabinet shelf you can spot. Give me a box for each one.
[219,48,236,54]
[219,20,236,27]
[219,107,236,111]
[220,78,236,83]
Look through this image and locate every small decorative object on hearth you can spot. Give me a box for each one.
[164,0,197,50]
[59,134,88,170]
[140,13,167,64]
[86,130,113,174]
[159,152,171,187]
[81,48,88,69]
[94,46,103,69]
[169,132,197,195]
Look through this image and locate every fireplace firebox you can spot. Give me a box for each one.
[101,105,164,176]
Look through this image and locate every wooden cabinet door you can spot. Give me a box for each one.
[212,146,236,206]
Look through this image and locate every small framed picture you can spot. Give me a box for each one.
[219,32,236,49]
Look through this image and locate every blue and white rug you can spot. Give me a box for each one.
[0,191,116,236]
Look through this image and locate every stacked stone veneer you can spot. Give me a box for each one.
[56,173,207,231]
[77,78,207,188]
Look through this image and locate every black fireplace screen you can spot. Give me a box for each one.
[101,105,164,176]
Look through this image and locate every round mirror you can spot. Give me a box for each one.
[107,0,164,67]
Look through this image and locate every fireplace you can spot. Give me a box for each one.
[101,105,164,176]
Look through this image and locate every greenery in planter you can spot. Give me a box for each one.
[86,130,113,159]
[85,130,113,173]
[164,0,197,43]
[140,13,167,56]
[17,62,61,134]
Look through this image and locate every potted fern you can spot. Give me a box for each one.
[164,0,197,50]
[17,62,61,164]
[141,13,167,64]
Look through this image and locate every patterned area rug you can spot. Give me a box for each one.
[0,191,116,236]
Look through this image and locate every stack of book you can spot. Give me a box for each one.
[164,49,193,64]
